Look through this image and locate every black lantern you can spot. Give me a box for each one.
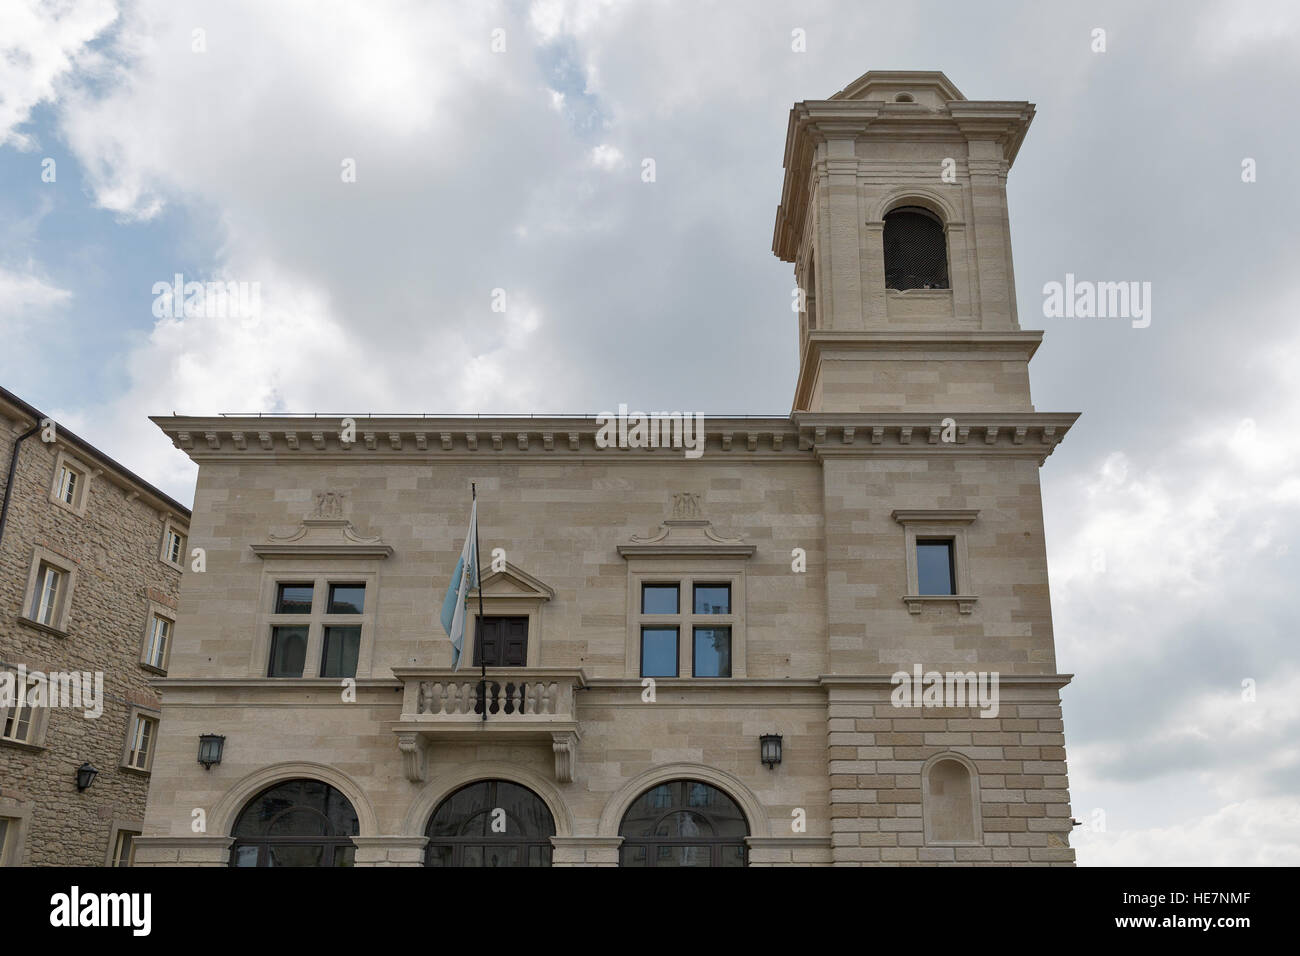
[198,734,225,770]
[75,762,99,791]
[759,733,783,770]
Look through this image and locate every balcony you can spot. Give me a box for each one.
[389,668,586,783]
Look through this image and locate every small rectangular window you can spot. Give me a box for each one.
[640,627,679,677]
[916,540,956,595]
[2,685,36,744]
[58,466,79,505]
[126,715,156,771]
[268,625,309,677]
[693,626,732,677]
[320,626,362,678]
[166,529,184,564]
[327,583,365,614]
[112,830,139,867]
[641,584,679,614]
[32,564,62,626]
[693,584,731,615]
[275,583,314,614]
[146,616,171,670]
[0,818,9,862]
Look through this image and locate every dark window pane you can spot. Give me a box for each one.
[269,845,325,867]
[621,845,648,867]
[641,627,678,677]
[268,626,308,677]
[916,541,956,595]
[320,626,361,678]
[328,583,365,614]
[275,583,314,614]
[693,627,731,677]
[693,584,730,614]
[883,205,949,290]
[721,844,747,867]
[641,584,678,614]
[424,780,555,868]
[233,845,259,867]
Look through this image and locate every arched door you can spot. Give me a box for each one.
[424,780,555,867]
[618,779,748,866]
[229,778,360,867]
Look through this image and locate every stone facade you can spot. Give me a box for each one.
[135,70,1079,866]
[0,386,190,866]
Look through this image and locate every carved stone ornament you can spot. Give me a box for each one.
[251,500,393,560]
[552,731,579,784]
[619,496,755,558]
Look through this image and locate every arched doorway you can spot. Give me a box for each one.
[618,779,748,867]
[424,779,555,867]
[229,778,360,867]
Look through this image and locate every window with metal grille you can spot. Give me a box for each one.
[883,205,949,290]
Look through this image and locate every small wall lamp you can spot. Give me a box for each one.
[198,734,226,770]
[75,762,99,791]
[760,733,783,770]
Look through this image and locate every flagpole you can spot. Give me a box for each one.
[473,482,487,723]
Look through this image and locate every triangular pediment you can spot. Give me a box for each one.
[831,70,965,107]
[472,562,555,601]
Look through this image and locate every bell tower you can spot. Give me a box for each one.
[773,71,1040,413]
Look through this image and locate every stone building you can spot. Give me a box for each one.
[0,385,190,866]
[135,70,1079,867]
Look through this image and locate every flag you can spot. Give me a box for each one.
[439,499,479,671]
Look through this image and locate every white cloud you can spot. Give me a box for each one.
[1074,798,1300,866]
[588,143,623,170]
[0,0,117,148]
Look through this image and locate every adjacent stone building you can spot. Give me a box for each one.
[135,70,1079,867]
[0,385,190,866]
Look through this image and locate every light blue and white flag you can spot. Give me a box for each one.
[439,499,479,670]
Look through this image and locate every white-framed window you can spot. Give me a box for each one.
[254,572,377,679]
[122,710,159,773]
[159,517,188,569]
[626,570,745,678]
[0,804,33,867]
[0,674,49,750]
[141,610,174,673]
[57,465,78,505]
[48,450,91,516]
[34,563,62,626]
[1,694,36,745]
[20,547,77,635]
[111,828,139,867]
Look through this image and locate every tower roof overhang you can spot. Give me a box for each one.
[771,71,1034,262]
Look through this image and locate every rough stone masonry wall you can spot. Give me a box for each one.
[0,414,184,866]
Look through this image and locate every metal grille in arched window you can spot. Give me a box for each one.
[883,205,949,290]
[424,780,555,867]
[229,778,360,867]
[618,779,748,867]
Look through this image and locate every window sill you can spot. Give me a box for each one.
[48,495,89,518]
[16,616,69,638]
[119,764,152,778]
[140,663,168,677]
[903,595,978,615]
[0,737,45,753]
[157,557,185,573]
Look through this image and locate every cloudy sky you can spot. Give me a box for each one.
[2,0,1297,865]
